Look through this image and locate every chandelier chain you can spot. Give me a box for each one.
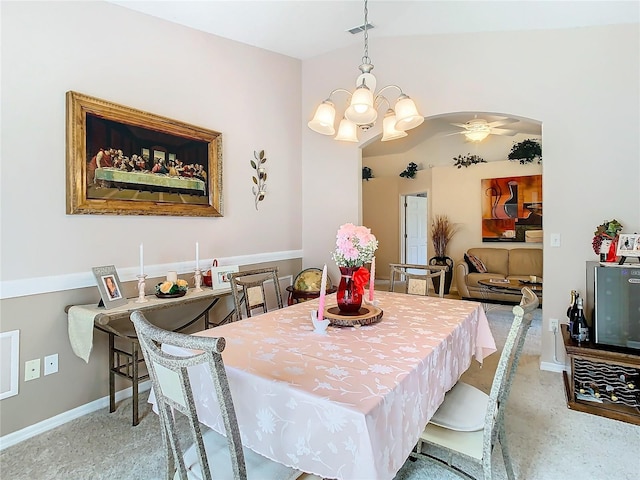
[362,0,370,65]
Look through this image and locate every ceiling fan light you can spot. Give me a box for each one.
[394,95,424,131]
[381,110,407,142]
[464,129,491,142]
[334,118,359,142]
[307,100,336,135]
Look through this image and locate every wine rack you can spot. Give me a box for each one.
[562,325,640,425]
[573,358,639,409]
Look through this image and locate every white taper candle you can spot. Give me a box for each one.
[317,264,328,321]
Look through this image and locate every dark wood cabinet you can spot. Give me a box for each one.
[562,325,640,425]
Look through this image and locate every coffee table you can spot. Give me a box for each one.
[478,278,542,311]
[478,278,542,295]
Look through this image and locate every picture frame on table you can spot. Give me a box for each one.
[66,91,223,217]
[92,265,128,309]
[616,233,640,259]
[211,265,239,289]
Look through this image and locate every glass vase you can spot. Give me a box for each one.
[336,266,363,314]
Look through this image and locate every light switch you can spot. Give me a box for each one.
[550,233,561,247]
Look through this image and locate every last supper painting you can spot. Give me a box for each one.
[66,91,223,217]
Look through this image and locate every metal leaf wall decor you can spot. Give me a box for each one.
[251,150,267,210]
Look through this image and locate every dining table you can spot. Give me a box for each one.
[150,290,496,480]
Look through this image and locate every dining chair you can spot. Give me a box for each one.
[411,287,539,480]
[130,311,300,480]
[389,263,446,298]
[229,267,284,320]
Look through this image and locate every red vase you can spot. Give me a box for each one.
[337,266,363,313]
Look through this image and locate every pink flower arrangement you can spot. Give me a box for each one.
[332,223,378,267]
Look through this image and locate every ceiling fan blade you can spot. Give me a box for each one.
[450,122,470,129]
[490,128,518,136]
[487,118,519,128]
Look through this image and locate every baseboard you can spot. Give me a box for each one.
[540,361,566,373]
[0,381,151,451]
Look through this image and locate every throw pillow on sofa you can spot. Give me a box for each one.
[464,253,479,273]
[465,253,487,273]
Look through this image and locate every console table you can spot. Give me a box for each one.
[562,325,640,425]
[65,287,234,425]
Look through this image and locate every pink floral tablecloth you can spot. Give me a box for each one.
[155,291,496,480]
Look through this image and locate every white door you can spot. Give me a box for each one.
[404,194,428,266]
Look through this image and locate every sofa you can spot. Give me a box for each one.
[455,247,543,304]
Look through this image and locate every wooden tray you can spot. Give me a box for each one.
[323,304,383,327]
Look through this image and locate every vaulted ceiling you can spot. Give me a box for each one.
[109,1,638,60]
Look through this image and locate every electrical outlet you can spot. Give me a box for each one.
[44,353,58,375]
[549,318,559,332]
[25,359,40,381]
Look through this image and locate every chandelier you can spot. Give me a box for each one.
[307,0,424,142]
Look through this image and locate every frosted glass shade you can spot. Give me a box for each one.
[394,95,424,131]
[464,129,490,142]
[307,101,336,135]
[345,85,377,125]
[335,118,359,142]
[381,110,407,142]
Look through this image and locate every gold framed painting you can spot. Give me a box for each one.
[66,91,223,217]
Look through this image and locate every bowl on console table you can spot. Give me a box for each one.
[155,280,189,298]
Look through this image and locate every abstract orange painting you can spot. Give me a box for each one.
[481,175,542,242]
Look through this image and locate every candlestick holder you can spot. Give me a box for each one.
[311,310,330,335]
[364,298,379,307]
[135,274,148,303]
[193,269,203,292]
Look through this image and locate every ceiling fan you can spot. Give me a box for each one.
[448,117,519,142]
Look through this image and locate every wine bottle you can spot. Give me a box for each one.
[591,383,601,398]
[605,385,618,402]
[619,373,639,390]
[570,297,589,343]
[567,290,578,335]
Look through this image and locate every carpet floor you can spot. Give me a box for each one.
[1,305,638,480]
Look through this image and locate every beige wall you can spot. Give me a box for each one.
[362,158,542,284]
[303,25,640,370]
[1,1,302,284]
[0,1,303,437]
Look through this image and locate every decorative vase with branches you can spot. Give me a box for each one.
[429,214,458,294]
[431,215,458,258]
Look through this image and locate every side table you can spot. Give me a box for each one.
[66,287,234,425]
[562,325,640,425]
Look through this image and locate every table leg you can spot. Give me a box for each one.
[132,341,139,426]
[109,333,116,413]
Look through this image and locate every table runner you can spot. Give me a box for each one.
[158,291,496,479]
[67,287,231,362]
